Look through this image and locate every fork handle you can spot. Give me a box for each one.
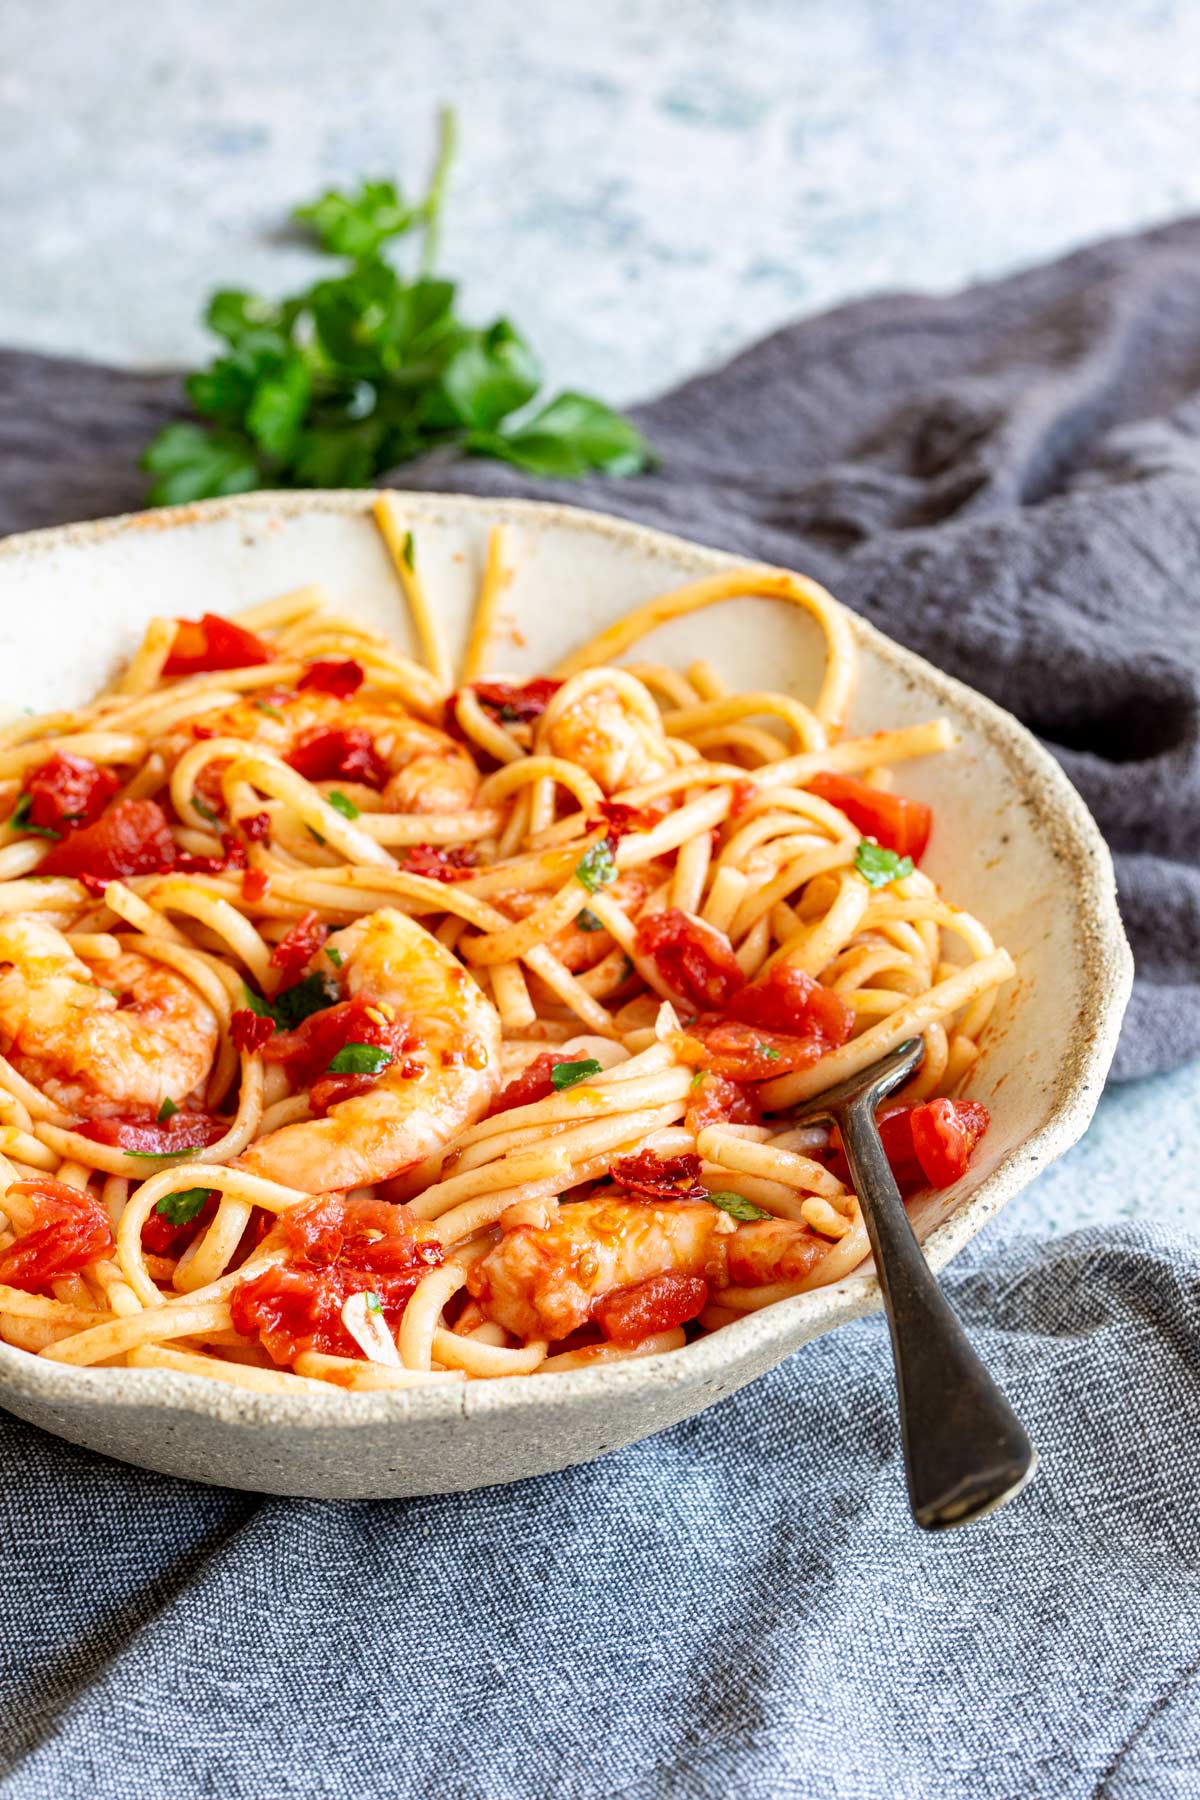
[837,1093,1036,1529]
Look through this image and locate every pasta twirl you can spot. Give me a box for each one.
[0,529,1013,1391]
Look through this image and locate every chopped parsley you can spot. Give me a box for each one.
[326,1043,394,1076]
[576,907,604,933]
[326,945,344,968]
[364,1290,383,1314]
[854,840,915,890]
[706,1190,771,1223]
[308,826,327,846]
[756,1043,781,1061]
[154,1187,213,1226]
[252,699,286,722]
[191,795,221,827]
[156,1097,179,1123]
[243,972,339,1032]
[326,789,360,821]
[550,1057,602,1092]
[575,840,617,894]
[401,529,415,570]
[9,793,59,839]
[125,1147,200,1162]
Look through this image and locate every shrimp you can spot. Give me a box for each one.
[236,908,501,1193]
[469,1196,826,1341]
[0,915,218,1118]
[183,687,479,815]
[539,683,673,794]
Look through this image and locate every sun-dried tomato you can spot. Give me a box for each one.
[38,798,177,885]
[25,753,119,833]
[269,911,328,988]
[75,1112,228,1155]
[297,659,365,698]
[609,1150,709,1202]
[0,1179,114,1293]
[286,726,388,790]
[593,799,665,843]
[231,1009,275,1055]
[230,1194,442,1364]
[402,844,478,881]
[593,1271,708,1346]
[635,908,745,1010]
[472,677,561,723]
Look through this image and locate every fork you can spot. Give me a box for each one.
[790,1038,1036,1529]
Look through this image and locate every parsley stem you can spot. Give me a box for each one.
[420,105,457,275]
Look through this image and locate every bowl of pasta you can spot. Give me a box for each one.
[0,490,1129,1496]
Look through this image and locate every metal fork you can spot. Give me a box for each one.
[791,1038,1036,1529]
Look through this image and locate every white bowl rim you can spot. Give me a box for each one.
[0,487,1133,1432]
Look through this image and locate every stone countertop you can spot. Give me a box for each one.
[1,0,1196,1238]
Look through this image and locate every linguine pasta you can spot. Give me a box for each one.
[0,499,1014,1391]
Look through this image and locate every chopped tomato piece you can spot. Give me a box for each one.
[238,811,271,843]
[265,993,414,1093]
[231,1009,275,1054]
[163,613,274,677]
[909,1097,990,1188]
[25,753,119,833]
[175,832,248,876]
[269,910,328,987]
[0,1179,114,1293]
[472,677,561,723]
[806,771,932,861]
[141,1193,218,1257]
[826,1098,990,1197]
[402,844,478,881]
[485,1052,573,1118]
[230,1194,442,1364]
[286,726,388,790]
[298,658,365,698]
[593,1272,709,1346]
[609,1150,708,1203]
[242,867,270,903]
[687,1017,832,1081]
[730,779,759,817]
[684,1070,761,1135]
[636,908,745,1010]
[727,961,854,1046]
[594,799,666,843]
[75,1112,228,1155]
[38,798,177,886]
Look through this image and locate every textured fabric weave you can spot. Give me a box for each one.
[0,1223,1198,1799]
[2,220,1199,1076]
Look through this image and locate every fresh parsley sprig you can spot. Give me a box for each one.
[141,108,653,504]
[854,840,915,890]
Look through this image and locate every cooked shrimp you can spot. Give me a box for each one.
[0,915,219,1118]
[468,1197,733,1340]
[183,687,479,815]
[539,682,673,794]
[469,1196,827,1341]
[237,908,501,1193]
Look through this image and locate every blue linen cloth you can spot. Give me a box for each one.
[1,1222,1198,1799]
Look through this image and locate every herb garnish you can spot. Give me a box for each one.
[140,110,652,504]
[576,907,604,933]
[242,972,339,1033]
[154,1187,214,1226]
[706,1190,772,1223]
[326,790,360,821]
[575,840,617,894]
[9,794,60,840]
[854,841,915,890]
[326,1044,394,1076]
[550,1058,602,1092]
[156,1097,179,1123]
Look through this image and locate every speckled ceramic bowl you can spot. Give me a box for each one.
[0,491,1131,1496]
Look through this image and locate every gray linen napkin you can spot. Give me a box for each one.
[2,218,1199,1079]
[1,226,1199,1800]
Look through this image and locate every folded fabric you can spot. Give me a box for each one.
[0,1220,1196,1800]
[7,218,1196,1078]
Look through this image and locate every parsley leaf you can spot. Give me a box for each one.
[326,945,344,968]
[154,1187,214,1226]
[8,793,60,840]
[576,907,604,933]
[326,1043,394,1076]
[139,110,652,503]
[707,1190,772,1223]
[576,840,617,894]
[242,973,339,1033]
[125,1147,200,1162]
[364,1290,384,1314]
[550,1058,602,1092]
[401,529,415,570]
[190,794,221,827]
[854,840,915,890]
[756,1043,781,1061]
[252,699,286,722]
[156,1097,179,1123]
[326,789,360,821]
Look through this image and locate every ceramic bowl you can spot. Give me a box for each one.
[0,490,1131,1496]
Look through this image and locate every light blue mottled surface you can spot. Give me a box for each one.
[0,0,1196,1235]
